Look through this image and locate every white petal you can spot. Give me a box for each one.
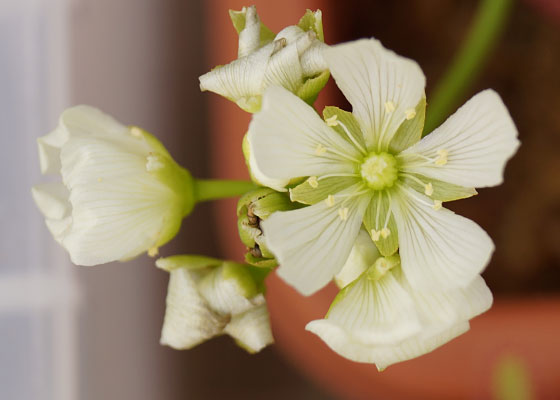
[400,90,519,188]
[392,185,494,290]
[197,265,259,315]
[199,43,274,112]
[370,321,470,370]
[324,39,426,150]
[45,216,72,243]
[248,86,359,184]
[59,136,179,265]
[60,105,129,138]
[324,272,421,345]
[263,32,309,93]
[224,301,274,353]
[334,229,379,288]
[160,268,227,350]
[31,183,70,220]
[263,191,370,295]
[37,126,68,174]
[300,41,328,76]
[237,5,261,58]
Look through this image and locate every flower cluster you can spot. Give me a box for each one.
[32,6,519,367]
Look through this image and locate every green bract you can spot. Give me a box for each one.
[157,255,273,353]
[199,5,329,113]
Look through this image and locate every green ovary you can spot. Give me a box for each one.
[360,152,398,190]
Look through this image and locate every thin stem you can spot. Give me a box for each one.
[423,0,512,134]
[194,179,257,203]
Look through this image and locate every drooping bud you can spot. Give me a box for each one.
[157,255,274,353]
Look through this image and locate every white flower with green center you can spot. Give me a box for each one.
[306,230,492,369]
[199,5,329,113]
[32,106,194,266]
[248,39,519,295]
[157,255,273,353]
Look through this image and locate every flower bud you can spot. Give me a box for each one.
[32,106,195,266]
[199,6,329,113]
[237,187,301,267]
[157,255,273,353]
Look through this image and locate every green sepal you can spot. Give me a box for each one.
[156,254,223,272]
[298,70,330,106]
[245,265,273,294]
[402,173,478,202]
[245,253,278,269]
[297,9,324,42]
[363,192,399,257]
[229,7,276,47]
[290,176,360,205]
[389,96,426,154]
[322,106,366,150]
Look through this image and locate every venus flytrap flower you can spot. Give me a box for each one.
[306,230,492,369]
[248,39,519,295]
[157,255,273,353]
[32,106,195,266]
[199,5,329,113]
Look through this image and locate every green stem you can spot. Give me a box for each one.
[423,0,512,134]
[194,179,257,202]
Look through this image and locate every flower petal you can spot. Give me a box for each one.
[400,90,519,188]
[160,268,227,350]
[60,105,129,138]
[263,190,370,295]
[322,271,421,346]
[334,229,379,288]
[37,126,68,174]
[363,190,399,257]
[224,300,274,353]
[392,185,494,290]
[31,183,70,220]
[59,136,180,265]
[248,86,360,184]
[324,39,426,150]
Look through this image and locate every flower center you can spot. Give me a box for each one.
[360,152,398,190]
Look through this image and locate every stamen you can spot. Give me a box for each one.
[384,101,395,113]
[435,149,448,166]
[371,229,381,241]
[315,144,327,156]
[338,207,349,221]
[424,182,434,196]
[433,200,443,210]
[325,195,335,207]
[308,176,319,188]
[317,173,360,180]
[380,227,391,239]
[148,246,159,257]
[405,108,416,120]
[334,119,367,155]
[325,115,338,126]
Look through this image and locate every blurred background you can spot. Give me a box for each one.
[0,0,558,399]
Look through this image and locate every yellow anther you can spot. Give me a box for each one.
[148,246,159,257]
[432,200,443,210]
[371,229,381,241]
[325,194,335,207]
[130,126,143,137]
[384,101,396,113]
[338,207,349,221]
[435,149,448,166]
[405,108,417,120]
[315,143,327,156]
[308,176,319,188]
[424,182,434,196]
[380,227,391,239]
[97,177,103,183]
[325,115,338,127]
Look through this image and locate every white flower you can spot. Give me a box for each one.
[248,39,519,295]
[306,230,492,369]
[157,255,273,353]
[32,106,194,266]
[199,5,329,113]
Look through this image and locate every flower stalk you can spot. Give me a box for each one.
[194,179,257,203]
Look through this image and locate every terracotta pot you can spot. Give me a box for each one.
[204,1,560,398]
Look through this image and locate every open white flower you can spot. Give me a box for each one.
[306,230,492,369]
[32,106,194,266]
[248,39,519,295]
[199,5,329,113]
[157,255,273,353]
